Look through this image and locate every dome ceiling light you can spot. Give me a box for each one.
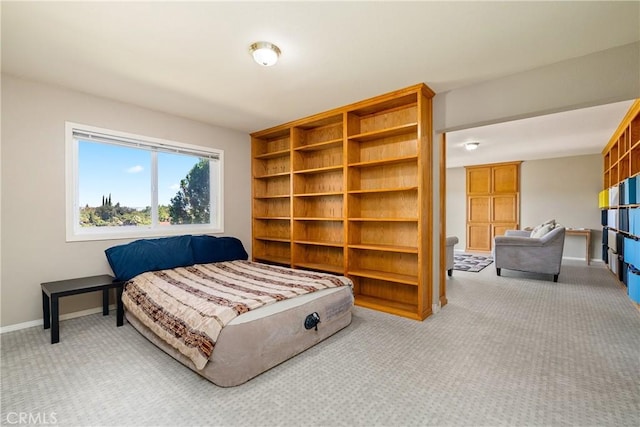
[249,41,281,67]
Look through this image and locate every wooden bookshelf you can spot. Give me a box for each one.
[601,99,640,306]
[251,83,435,320]
[251,128,292,266]
[603,100,640,188]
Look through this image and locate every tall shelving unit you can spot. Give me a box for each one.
[603,100,640,188]
[251,128,292,266]
[345,91,428,320]
[292,114,345,274]
[601,99,640,306]
[251,84,435,320]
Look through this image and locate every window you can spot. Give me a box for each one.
[65,122,223,241]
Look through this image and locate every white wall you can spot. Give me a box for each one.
[1,74,251,328]
[520,155,603,259]
[446,154,603,261]
[445,166,467,250]
[434,42,640,133]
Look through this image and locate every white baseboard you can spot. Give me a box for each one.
[562,256,601,264]
[0,304,116,334]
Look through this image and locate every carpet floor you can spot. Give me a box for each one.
[1,260,639,426]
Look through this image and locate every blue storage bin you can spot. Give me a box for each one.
[625,177,638,204]
[607,209,618,229]
[632,209,640,235]
[622,261,629,286]
[620,181,626,205]
[627,266,640,304]
[617,233,625,256]
[624,237,640,268]
[619,208,629,232]
[618,259,625,281]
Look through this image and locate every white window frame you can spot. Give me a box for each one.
[65,122,224,242]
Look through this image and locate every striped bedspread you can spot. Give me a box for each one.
[122,260,352,370]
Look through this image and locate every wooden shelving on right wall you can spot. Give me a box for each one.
[601,99,640,307]
[603,100,640,188]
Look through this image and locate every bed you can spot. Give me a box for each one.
[105,235,354,387]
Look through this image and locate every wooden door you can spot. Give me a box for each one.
[467,194,491,251]
[466,162,520,252]
[467,167,491,194]
[492,164,519,193]
[492,194,518,223]
[492,224,516,239]
[466,165,492,251]
[467,224,491,251]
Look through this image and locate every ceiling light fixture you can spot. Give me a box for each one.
[249,41,281,67]
[464,142,480,151]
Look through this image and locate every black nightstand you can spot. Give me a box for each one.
[41,274,125,344]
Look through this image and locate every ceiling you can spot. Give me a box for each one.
[446,100,635,168]
[2,1,639,164]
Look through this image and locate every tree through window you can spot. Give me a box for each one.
[168,158,210,225]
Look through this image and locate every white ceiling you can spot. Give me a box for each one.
[2,1,639,164]
[446,100,635,168]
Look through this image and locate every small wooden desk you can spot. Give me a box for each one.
[566,229,591,265]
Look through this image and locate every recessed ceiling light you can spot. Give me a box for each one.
[464,142,480,151]
[249,41,281,67]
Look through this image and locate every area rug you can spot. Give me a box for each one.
[453,253,494,272]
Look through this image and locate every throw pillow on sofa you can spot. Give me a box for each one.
[531,219,556,236]
[531,224,554,238]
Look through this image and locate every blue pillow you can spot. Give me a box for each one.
[191,235,248,264]
[105,235,195,281]
[220,237,249,261]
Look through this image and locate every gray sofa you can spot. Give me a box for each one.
[446,236,459,277]
[494,226,565,282]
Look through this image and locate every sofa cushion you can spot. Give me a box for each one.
[105,235,195,281]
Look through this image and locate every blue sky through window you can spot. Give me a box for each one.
[78,141,201,209]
